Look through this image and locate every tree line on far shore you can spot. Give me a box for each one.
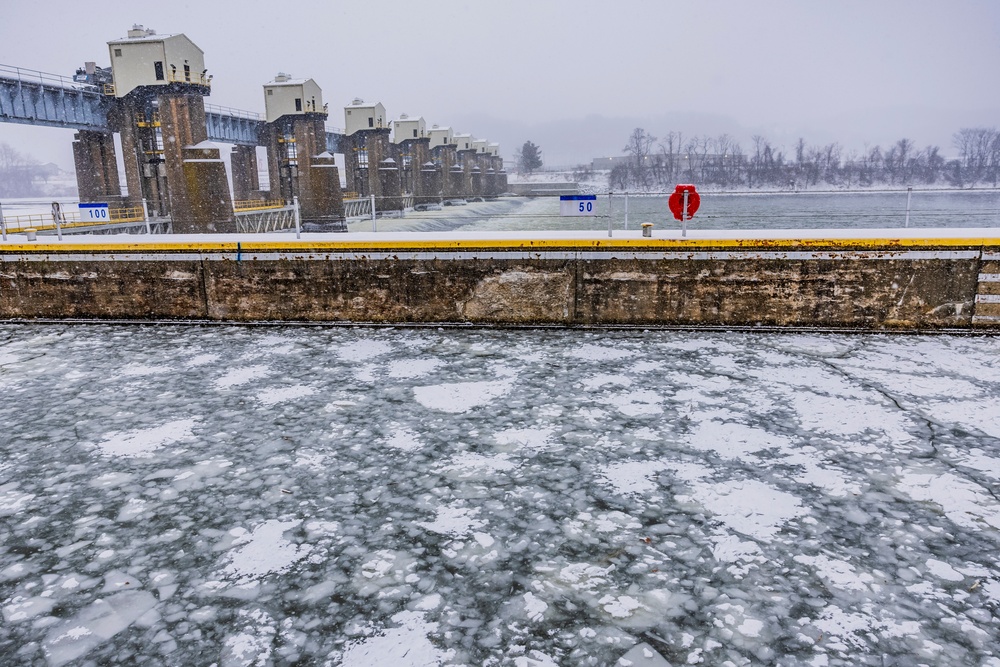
[595,127,1000,191]
[0,142,62,197]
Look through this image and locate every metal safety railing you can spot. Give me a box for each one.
[205,104,261,121]
[233,199,286,212]
[166,70,211,87]
[0,206,145,233]
[235,206,297,233]
[0,63,95,90]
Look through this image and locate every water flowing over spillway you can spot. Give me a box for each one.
[2,325,1000,665]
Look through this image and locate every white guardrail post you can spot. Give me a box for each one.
[607,192,613,238]
[293,196,301,239]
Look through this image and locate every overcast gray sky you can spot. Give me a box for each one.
[2,0,999,168]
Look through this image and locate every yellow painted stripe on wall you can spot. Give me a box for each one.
[3,236,1000,254]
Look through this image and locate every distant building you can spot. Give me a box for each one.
[453,133,474,152]
[391,114,426,143]
[263,73,325,123]
[344,99,386,135]
[107,25,208,97]
[591,156,631,171]
[428,125,454,149]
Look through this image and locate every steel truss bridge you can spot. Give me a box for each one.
[0,64,342,151]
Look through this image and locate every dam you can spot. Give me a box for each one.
[1,227,998,330]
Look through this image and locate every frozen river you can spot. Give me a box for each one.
[2,325,1000,665]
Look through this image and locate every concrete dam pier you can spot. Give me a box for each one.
[1,232,999,330]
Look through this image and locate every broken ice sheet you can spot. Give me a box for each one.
[0,324,999,665]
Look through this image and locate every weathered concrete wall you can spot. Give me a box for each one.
[0,238,996,330]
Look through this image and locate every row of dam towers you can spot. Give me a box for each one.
[71,25,507,233]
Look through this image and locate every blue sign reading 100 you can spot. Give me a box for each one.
[79,203,110,220]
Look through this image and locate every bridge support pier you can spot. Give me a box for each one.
[180,143,238,233]
[72,131,123,204]
[159,93,235,233]
[342,128,391,205]
[378,158,402,212]
[302,152,346,231]
[418,162,441,204]
[264,115,345,227]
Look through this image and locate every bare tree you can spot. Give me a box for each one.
[623,128,657,190]
[0,142,42,197]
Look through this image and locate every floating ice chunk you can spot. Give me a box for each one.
[567,344,631,361]
[873,372,983,399]
[214,365,270,389]
[473,532,495,548]
[383,425,422,451]
[523,592,547,622]
[293,449,327,470]
[115,498,151,522]
[185,353,219,367]
[581,373,633,390]
[514,650,560,667]
[599,460,668,496]
[255,333,295,347]
[494,427,555,452]
[738,617,764,637]
[953,448,1000,480]
[90,472,135,488]
[256,385,315,405]
[618,642,672,667]
[100,570,142,593]
[117,363,168,377]
[219,519,312,584]
[680,479,807,541]
[687,420,790,461]
[711,534,765,578]
[928,400,1000,439]
[810,603,922,654]
[440,452,516,478]
[599,594,643,618]
[794,554,875,593]
[417,505,485,537]
[789,394,913,444]
[387,357,443,378]
[782,450,861,498]
[336,339,393,362]
[95,419,196,458]
[412,593,442,611]
[413,380,512,413]
[3,595,55,622]
[925,558,964,582]
[566,511,642,538]
[339,611,454,666]
[353,549,419,597]
[221,608,276,667]
[897,470,1000,530]
[43,590,157,666]
[0,484,34,517]
[630,360,661,373]
[607,389,664,416]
